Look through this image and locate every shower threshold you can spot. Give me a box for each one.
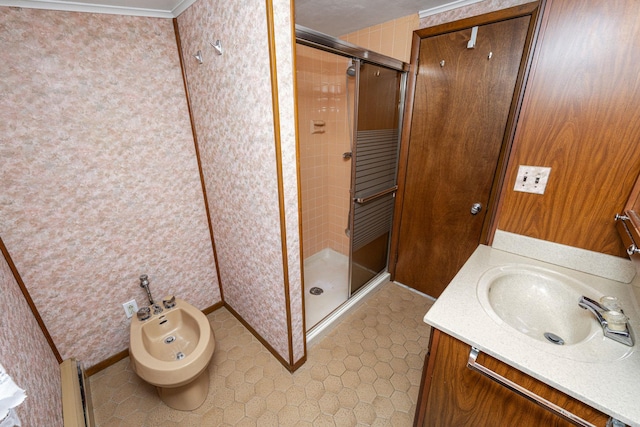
[306,271,390,348]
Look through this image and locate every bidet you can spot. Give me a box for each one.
[129,297,215,410]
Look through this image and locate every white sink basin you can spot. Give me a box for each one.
[477,264,597,345]
[476,264,634,362]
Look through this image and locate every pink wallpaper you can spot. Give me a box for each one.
[272,0,306,364]
[0,7,221,368]
[177,0,298,363]
[0,252,63,426]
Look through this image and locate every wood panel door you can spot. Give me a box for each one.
[394,16,530,297]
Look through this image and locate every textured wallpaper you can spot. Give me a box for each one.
[0,252,63,426]
[0,7,221,368]
[177,0,293,362]
[272,0,305,365]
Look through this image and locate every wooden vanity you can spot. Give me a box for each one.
[414,240,639,427]
[414,330,609,426]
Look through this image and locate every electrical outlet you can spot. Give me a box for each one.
[514,165,551,194]
[122,300,138,319]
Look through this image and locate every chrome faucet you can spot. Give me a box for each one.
[578,296,634,347]
[139,274,154,305]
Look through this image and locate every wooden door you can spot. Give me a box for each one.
[394,16,530,297]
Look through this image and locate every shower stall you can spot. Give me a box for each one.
[295,26,407,333]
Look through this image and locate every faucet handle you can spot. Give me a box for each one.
[603,310,629,332]
[600,296,622,311]
[163,296,176,309]
[137,306,151,321]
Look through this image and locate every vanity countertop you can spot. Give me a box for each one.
[424,244,640,426]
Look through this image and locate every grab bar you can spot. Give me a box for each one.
[467,347,595,427]
[354,185,397,204]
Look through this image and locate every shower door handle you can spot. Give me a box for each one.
[354,186,398,204]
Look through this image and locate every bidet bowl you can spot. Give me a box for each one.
[129,298,215,389]
[476,264,599,345]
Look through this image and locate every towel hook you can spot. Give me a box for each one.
[194,50,203,64]
[210,40,223,56]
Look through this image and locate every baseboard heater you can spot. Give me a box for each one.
[60,359,94,427]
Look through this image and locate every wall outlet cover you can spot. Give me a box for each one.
[514,165,551,194]
[122,300,138,319]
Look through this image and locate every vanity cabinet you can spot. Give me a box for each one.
[414,329,610,426]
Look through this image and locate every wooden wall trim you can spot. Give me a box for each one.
[0,236,62,364]
[389,31,421,280]
[484,0,545,244]
[290,1,309,347]
[264,0,296,370]
[172,18,225,302]
[86,349,129,377]
[415,2,539,37]
[225,302,298,372]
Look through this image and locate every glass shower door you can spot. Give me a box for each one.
[349,62,404,295]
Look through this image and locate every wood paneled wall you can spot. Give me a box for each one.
[496,0,640,257]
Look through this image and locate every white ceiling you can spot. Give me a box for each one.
[0,0,477,35]
[296,0,457,36]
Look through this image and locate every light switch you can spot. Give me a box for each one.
[513,165,551,194]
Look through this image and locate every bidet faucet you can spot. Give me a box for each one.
[140,274,154,305]
[578,296,634,347]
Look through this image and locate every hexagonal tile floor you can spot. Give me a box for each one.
[90,281,433,426]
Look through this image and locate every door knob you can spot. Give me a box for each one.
[471,203,482,215]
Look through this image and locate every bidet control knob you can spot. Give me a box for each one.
[137,306,151,321]
[163,296,176,309]
[151,304,163,315]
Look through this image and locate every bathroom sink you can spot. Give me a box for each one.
[477,265,599,345]
[476,264,635,363]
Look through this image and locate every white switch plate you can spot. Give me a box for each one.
[514,165,551,194]
[122,299,138,319]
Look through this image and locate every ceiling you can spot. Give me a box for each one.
[296,0,457,36]
[0,0,476,35]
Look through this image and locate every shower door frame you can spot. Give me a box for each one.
[295,25,409,298]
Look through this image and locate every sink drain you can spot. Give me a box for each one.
[176,352,185,360]
[164,336,176,344]
[544,332,565,345]
[309,287,324,296]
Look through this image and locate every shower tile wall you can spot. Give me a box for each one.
[0,252,63,426]
[0,7,221,368]
[341,14,419,63]
[297,45,352,260]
